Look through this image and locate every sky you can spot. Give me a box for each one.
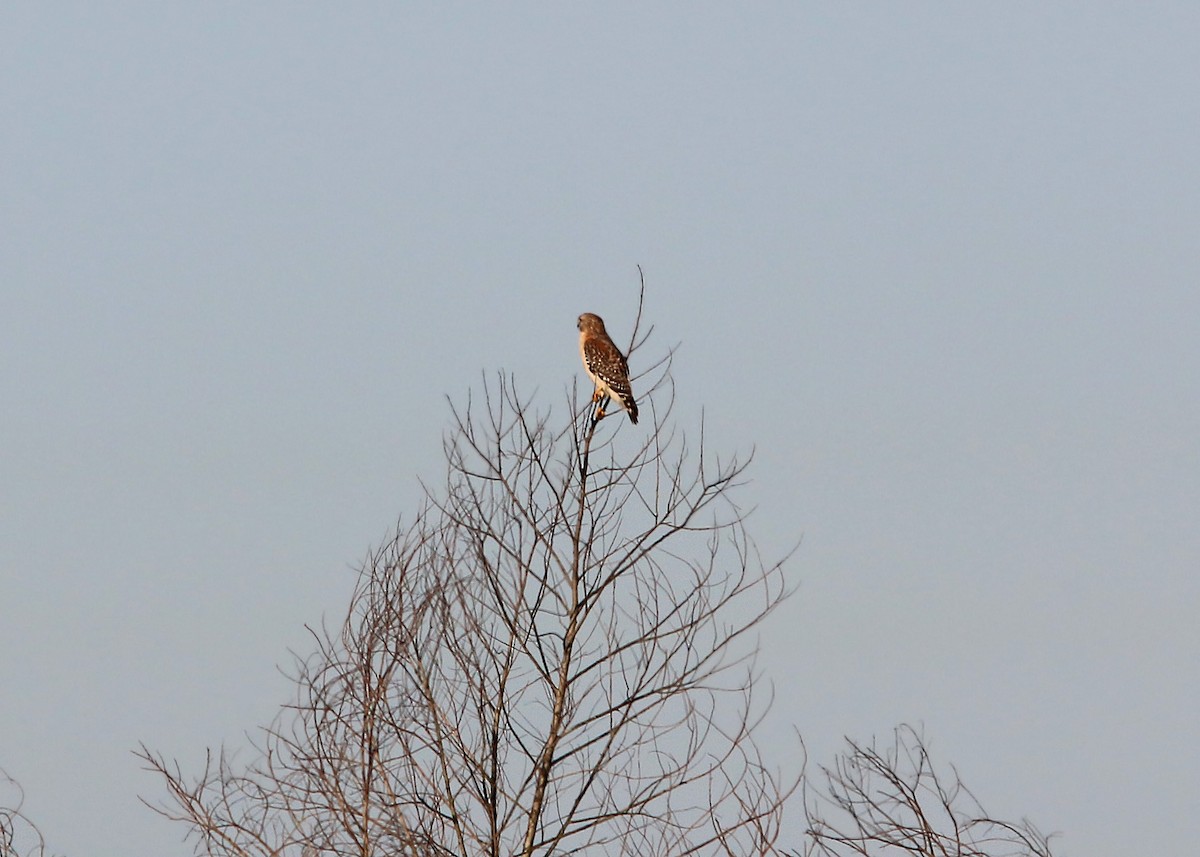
[2,4,1198,855]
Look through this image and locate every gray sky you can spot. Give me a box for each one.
[2,4,1197,855]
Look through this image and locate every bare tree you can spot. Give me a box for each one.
[140,301,796,857]
[799,725,1056,857]
[0,770,53,857]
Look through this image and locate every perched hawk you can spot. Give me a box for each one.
[577,312,638,424]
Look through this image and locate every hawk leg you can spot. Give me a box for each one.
[592,391,611,421]
[591,387,609,420]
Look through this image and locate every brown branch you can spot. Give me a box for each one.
[800,726,1057,857]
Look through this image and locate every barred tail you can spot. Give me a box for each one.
[619,391,639,425]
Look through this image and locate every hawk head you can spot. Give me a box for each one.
[577,312,606,334]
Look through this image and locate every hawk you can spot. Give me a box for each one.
[577,312,639,424]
